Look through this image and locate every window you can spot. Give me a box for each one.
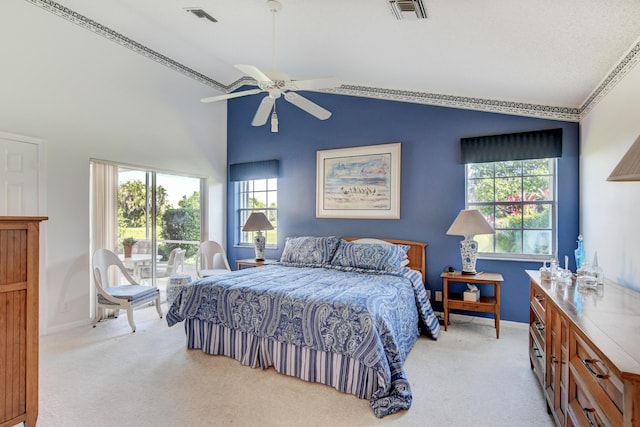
[237,178,277,246]
[466,158,556,260]
[230,159,279,247]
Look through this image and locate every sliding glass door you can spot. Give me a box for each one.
[91,160,205,299]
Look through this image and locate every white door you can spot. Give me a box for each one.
[0,137,39,215]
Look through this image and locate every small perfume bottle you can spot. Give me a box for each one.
[574,235,585,272]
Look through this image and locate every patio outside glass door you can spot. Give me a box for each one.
[117,167,203,289]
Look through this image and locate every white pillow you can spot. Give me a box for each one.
[350,238,410,266]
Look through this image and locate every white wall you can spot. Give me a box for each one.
[580,61,640,291]
[0,0,228,333]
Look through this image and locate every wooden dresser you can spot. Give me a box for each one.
[527,270,640,427]
[1,216,46,427]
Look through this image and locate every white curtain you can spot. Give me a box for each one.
[89,160,119,317]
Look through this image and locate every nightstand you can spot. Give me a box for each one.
[236,258,278,269]
[441,271,504,339]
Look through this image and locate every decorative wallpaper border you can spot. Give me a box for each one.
[320,85,581,121]
[26,0,639,123]
[25,0,230,93]
[579,40,640,118]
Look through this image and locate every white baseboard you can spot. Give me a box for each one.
[41,318,93,336]
[447,312,528,330]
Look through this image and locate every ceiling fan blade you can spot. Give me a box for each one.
[251,96,275,126]
[235,64,274,84]
[287,77,341,91]
[201,88,262,103]
[284,92,332,120]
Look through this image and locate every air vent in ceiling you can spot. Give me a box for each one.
[389,0,427,20]
[185,8,218,23]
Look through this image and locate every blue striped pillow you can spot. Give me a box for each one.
[330,241,409,272]
[280,236,342,265]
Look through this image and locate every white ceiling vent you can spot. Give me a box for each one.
[184,8,218,23]
[389,0,427,20]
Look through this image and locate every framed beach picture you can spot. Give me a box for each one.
[316,142,401,219]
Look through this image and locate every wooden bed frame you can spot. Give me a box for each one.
[343,237,428,283]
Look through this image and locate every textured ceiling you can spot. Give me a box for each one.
[27,0,640,120]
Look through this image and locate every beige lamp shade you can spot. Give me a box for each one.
[446,209,494,239]
[242,212,274,232]
[608,134,640,181]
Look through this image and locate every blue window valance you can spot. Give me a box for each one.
[460,128,562,164]
[229,159,279,181]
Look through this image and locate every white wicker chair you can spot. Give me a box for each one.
[139,247,185,280]
[195,240,231,278]
[92,248,162,332]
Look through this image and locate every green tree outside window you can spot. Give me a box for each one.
[467,159,555,258]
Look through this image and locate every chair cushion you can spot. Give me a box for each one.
[105,285,159,302]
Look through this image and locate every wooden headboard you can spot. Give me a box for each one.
[343,237,428,283]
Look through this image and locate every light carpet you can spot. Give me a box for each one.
[38,305,554,427]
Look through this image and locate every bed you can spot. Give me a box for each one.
[167,236,440,418]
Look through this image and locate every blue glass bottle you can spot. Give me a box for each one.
[574,235,585,271]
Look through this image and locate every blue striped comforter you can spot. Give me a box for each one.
[167,264,439,417]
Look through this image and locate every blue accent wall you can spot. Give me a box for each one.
[227,91,579,323]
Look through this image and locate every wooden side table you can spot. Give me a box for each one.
[236,258,278,270]
[441,271,504,339]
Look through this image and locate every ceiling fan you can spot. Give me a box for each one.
[200,0,341,130]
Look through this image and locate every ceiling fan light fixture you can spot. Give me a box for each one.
[270,112,279,133]
[268,90,281,100]
[270,106,279,133]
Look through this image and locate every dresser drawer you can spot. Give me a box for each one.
[530,284,547,320]
[569,332,623,427]
[530,303,546,348]
[567,392,608,427]
[530,325,545,385]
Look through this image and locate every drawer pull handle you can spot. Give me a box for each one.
[533,346,542,359]
[583,407,601,427]
[535,295,545,303]
[551,355,565,365]
[583,358,610,380]
[534,321,544,332]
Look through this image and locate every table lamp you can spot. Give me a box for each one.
[242,212,274,261]
[446,209,495,275]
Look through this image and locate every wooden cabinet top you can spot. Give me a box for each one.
[0,216,48,222]
[526,270,640,380]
